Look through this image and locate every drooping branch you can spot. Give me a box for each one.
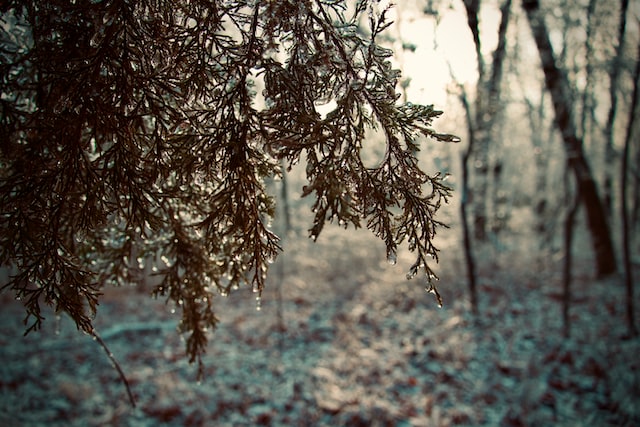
[0,0,456,380]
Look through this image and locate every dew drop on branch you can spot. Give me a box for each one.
[387,249,397,265]
[55,314,61,336]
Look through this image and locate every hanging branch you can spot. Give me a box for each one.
[0,0,456,379]
[90,328,136,408]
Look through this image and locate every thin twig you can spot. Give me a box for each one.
[90,328,137,408]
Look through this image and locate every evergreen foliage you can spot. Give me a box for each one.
[0,0,456,375]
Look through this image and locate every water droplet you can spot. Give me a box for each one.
[387,249,397,265]
[255,296,262,311]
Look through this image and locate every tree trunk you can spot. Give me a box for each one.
[562,169,580,338]
[604,0,630,217]
[459,92,479,317]
[461,151,479,317]
[633,148,640,230]
[579,0,598,146]
[462,0,512,242]
[523,88,553,247]
[620,39,639,338]
[488,0,512,237]
[462,0,488,241]
[280,161,292,234]
[523,0,616,278]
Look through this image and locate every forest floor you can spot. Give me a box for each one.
[1,211,640,426]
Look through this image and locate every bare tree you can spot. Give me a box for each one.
[604,0,630,217]
[620,37,639,338]
[577,0,598,144]
[562,166,581,338]
[432,0,511,315]
[523,0,616,278]
[459,0,513,242]
[456,84,479,316]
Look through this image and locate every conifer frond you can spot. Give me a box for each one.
[0,0,456,376]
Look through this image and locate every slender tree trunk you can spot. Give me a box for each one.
[280,160,292,234]
[461,0,511,242]
[462,152,479,317]
[633,149,640,229]
[460,97,479,317]
[489,0,512,237]
[620,39,639,338]
[448,82,479,316]
[275,162,291,339]
[604,0,630,217]
[447,0,511,313]
[523,0,616,278]
[462,0,488,241]
[562,169,580,338]
[579,0,597,142]
[523,88,553,246]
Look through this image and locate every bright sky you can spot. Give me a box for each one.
[387,1,504,107]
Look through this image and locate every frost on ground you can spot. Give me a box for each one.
[1,216,639,427]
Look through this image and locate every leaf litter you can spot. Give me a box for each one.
[0,214,639,426]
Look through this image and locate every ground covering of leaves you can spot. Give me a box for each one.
[1,213,639,426]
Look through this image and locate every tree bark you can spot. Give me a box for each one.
[462,0,488,241]
[562,169,580,338]
[462,0,512,241]
[604,0,630,217]
[620,39,639,337]
[579,0,597,142]
[523,0,616,277]
[459,90,479,317]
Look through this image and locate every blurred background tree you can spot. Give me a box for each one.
[401,0,637,328]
